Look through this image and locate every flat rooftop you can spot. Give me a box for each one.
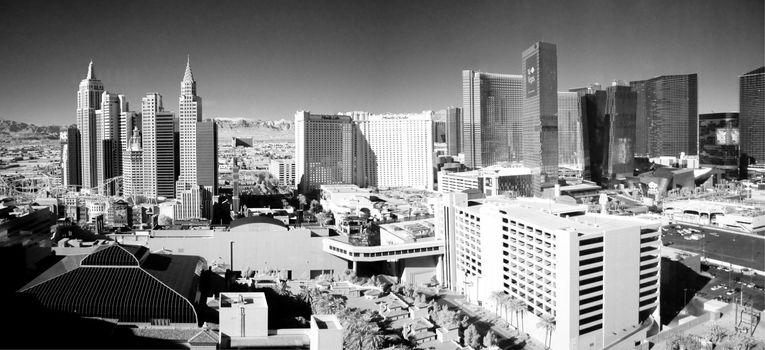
[442,165,532,179]
[320,184,372,194]
[311,315,342,330]
[468,197,656,235]
[220,292,268,309]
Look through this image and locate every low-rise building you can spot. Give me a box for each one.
[125,216,348,280]
[438,165,533,197]
[269,159,296,187]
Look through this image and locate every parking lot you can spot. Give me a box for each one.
[695,264,765,311]
[661,224,765,271]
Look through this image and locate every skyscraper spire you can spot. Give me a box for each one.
[87,60,95,80]
[183,55,194,83]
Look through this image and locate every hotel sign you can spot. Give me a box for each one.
[525,53,538,98]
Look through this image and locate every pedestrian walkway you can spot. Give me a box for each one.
[436,291,546,350]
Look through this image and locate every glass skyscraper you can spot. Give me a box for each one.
[557,92,584,174]
[462,71,523,169]
[699,112,740,177]
[604,84,637,180]
[739,67,764,163]
[522,42,558,196]
[630,74,698,157]
[440,107,462,156]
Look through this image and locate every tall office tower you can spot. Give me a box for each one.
[63,126,82,190]
[462,71,523,169]
[432,110,447,144]
[699,113,740,178]
[195,120,218,219]
[96,91,122,195]
[177,57,203,190]
[156,111,177,199]
[557,92,584,174]
[440,194,661,349]
[354,111,434,190]
[630,74,698,157]
[442,107,462,155]
[603,83,637,181]
[120,111,141,197]
[196,120,218,192]
[575,87,607,183]
[232,157,240,215]
[76,61,104,189]
[739,67,765,163]
[522,42,558,196]
[126,127,143,198]
[141,93,164,199]
[295,111,357,192]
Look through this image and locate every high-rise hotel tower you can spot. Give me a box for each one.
[76,61,104,189]
[740,67,765,163]
[522,42,558,196]
[437,194,661,349]
[630,74,698,157]
[462,71,523,169]
[295,112,358,192]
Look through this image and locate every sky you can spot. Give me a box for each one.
[0,0,762,126]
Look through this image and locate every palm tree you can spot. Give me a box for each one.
[500,294,512,323]
[536,315,555,350]
[489,290,504,316]
[516,300,527,333]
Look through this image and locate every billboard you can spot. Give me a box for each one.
[525,53,538,98]
[716,128,739,145]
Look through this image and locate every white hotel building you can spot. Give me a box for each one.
[295,110,434,192]
[437,194,661,349]
[352,111,434,190]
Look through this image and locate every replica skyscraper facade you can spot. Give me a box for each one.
[177,57,203,190]
[173,58,217,219]
[96,91,122,195]
[739,67,765,163]
[141,92,163,199]
[76,61,104,189]
[522,42,558,196]
[462,71,523,169]
[120,111,141,197]
[63,126,82,190]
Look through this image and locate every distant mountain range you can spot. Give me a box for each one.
[0,117,295,143]
[214,118,294,143]
[0,119,62,140]
[214,117,293,131]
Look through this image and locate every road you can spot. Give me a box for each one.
[662,224,765,271]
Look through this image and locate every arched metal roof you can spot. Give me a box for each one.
[19,244,201,325]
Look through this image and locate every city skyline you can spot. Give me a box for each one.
[0,0,762,125]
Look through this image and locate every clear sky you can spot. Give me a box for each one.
[0,0,762,125]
